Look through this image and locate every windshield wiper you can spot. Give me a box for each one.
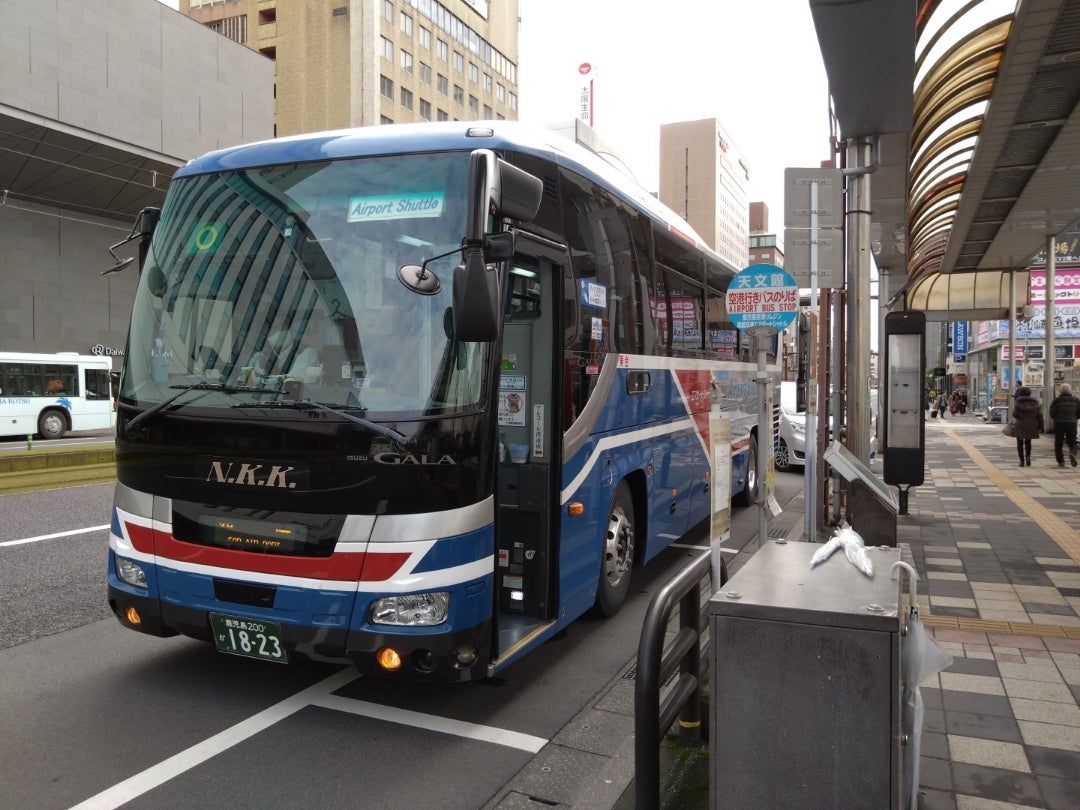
[231,399,413,449]
[124,381,280,438]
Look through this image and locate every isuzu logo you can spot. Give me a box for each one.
[204,459,305,488]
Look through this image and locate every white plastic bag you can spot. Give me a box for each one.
[809,523,874,576]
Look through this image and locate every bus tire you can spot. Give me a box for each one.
[732,434,758,507]
[594,481,635,617]
[38,409,67,440]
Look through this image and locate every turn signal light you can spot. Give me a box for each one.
[376,647,403,671]
[567,502,584,516]
[124,606,142,625]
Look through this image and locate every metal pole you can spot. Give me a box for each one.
[847,137,872,463]
[1045,234,1056,427]
[1009,272,1017,402]
[757,332,769,545]
[805,181,819,542]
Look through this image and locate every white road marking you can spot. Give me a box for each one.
[311,693,548,753]
[69,666,549,809]
[0,525,109,547]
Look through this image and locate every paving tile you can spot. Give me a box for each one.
[930,571,970,581]
[1026,744,1080,779]
[946,657,1001,677]
[944,710,1022,743]
[934,628,991,644]
[1008,697,1080,727]
[1018,720,1080,752]
[996,662,1065,684]
[986,634,1052,651]
[917,787,957,810]
[1029,614,1080,627]
[919,753,954,791]
[940,690,1015,719]
[922,729,949,759]
[1002,678,1077,703]
[1034,773,1080,810]
[1044,638,1080,654]
[954,796,1040,810]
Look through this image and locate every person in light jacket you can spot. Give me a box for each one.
[1011,386,1043,467]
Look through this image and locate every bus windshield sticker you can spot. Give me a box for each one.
[347,192,445,222]
[531,404,544,458]
[188,222,226,254]
[579,279,607,309]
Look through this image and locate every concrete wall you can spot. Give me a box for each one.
[0,0,273,366]
[1,0,273,158]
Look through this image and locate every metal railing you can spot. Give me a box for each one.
[634,550,724,809]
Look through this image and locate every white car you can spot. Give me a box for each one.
[775,382,877,472]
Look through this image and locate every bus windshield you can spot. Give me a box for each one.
[120,151,486,418]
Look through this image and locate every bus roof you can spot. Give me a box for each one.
[175,121,731,271]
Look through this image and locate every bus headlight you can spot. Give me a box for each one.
[116,557,147,589]
[370,592,450,626]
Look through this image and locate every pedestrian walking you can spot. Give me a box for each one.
[1011,386,1044,467]
[1049,382,1080,467]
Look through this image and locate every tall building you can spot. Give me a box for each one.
[748,201,784,268]
[181,0,520,137]
[658,118,750,271]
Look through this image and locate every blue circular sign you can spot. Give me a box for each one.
[726,264,799,333]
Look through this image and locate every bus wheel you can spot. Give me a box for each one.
[38,409,67,440]
[732,435,758,507]
[595,481,635,617]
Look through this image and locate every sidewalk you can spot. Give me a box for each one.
[571,413,1080,809]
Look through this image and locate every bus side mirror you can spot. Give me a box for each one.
[452,151,541,343]
[103,206,160,276]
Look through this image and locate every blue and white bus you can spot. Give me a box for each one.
[106,122,778,681]
[0,351,115,440]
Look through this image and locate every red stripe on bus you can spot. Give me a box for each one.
[123,521,410,582]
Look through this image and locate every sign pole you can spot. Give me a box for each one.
[756,330,770,546]
[805,180,819,542]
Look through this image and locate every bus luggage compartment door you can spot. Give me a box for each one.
[496,462,551,617]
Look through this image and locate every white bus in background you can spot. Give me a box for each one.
[0,352,116,439]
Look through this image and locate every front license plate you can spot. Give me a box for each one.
[210,613,288,663]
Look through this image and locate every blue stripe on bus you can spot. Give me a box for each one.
[411,525,493,574]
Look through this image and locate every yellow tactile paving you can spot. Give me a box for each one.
[946,428,1080,568]
[922,614,1080,640]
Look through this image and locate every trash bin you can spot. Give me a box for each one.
[709,541,903,810]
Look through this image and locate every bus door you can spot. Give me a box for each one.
[494,242,561,652]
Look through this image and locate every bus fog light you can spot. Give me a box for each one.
[116,558,147,588]
[370,592,450,626]
[454,645,478,667]
[376,647,402,671]
[124,606,142,625]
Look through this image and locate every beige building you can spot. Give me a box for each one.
[748,201,784,268]
[181,0,520,137]
[658,118,750,272]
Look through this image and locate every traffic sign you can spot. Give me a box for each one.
[783,168,843,229]
[726,264,799,333]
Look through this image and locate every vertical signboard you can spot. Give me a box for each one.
[577,63,595,126]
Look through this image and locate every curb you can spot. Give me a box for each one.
[0,447,115,474]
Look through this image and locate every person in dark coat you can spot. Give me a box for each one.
[1049,382,1080,467]
[1012,386,1044,467]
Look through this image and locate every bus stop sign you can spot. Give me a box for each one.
[726,264,799,334]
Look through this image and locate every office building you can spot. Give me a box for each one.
[181,0,520,136]
[748,201,784,268]
[658,118,750,271]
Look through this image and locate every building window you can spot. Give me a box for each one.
[381,36,393,61]
[380,75,394,99]
[437,74,448,95]
[496,83,504,101]
[206,15,247,44]
[453,51,464,72]
[453,85,464,105]
[381,115,394,125]
[437,39,448,61]
[420,62,432,84]
[469,63,478,83]
[258,8,276,25]
[483,104,492,118]
[483,73,492,93]
[401,88,414,110]
[437,109,449,121]
[509,92,517,111]
[419,99,432,120]
[419,26,431,49]
[400,11,413,36]
[468,95,478,116]
[401,50,413,72]
[382,0,393,23]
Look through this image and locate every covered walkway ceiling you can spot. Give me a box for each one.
[0,105,179,223]
[809,0,1080,321]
